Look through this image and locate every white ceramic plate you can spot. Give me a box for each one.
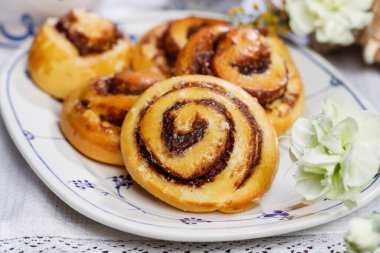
[1,10,379,242]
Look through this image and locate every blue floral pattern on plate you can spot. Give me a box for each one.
[180,217,211,225]
[258,210,293,221]
[71,180,95,190]
[0,13,34,48]
[108,175,134,197]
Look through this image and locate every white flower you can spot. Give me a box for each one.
[271,0,286,10]
[285,0,374,45]
[290,97,380,206]
[345,216,380,253]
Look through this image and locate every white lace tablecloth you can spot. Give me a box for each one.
[1,1,380,252]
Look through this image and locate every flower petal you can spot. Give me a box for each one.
[331,117,358,147]
[355,113,380,153]
[346,0,374,11]
[286,0,315,35]
[345,218,380,253]
[295,167,329,201]
[323,97,361,124]
[315,15,355,45]
[290,118,316,159]
[305,0,330,19]
[300,145,341,171]
[316,117,358,154]
[341,141,379,188]
[342,8,373,29]
[327,169,362,203]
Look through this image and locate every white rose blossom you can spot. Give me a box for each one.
[285,0,374,45]
[345,213,380,253]
[290,97,380,207]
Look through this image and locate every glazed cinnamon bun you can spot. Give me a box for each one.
[131,16,226,77]
[28,10,132,99]
[60,71,164,165]
[121,75,278,213]
[176,25,304,135]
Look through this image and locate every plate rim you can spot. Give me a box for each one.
[0,10,379,242]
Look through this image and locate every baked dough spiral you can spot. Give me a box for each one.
[121,75,278,213]
[28,10,132,99]
[60,71,164,165]
[131,16,226,77]
[176,25,304,135]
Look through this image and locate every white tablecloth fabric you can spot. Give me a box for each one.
[0,1,380,252]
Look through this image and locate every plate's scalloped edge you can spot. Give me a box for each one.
[1,10,380,242]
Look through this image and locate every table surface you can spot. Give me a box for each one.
[0,2,379,253]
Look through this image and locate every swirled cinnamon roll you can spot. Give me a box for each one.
[60,71,164,165]
[131,16,226,77]
[121,75,278,213]
[28,10,132,99]
[176,25,304,135]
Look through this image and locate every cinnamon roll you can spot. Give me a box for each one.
[121,75,278,213]
[176,25,304,135]
[28,10,132,99]
[60,71,164,165]
[131,16,226,77]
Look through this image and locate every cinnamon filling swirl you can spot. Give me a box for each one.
[162,102,209,156]
[55,10,123,55]
[94,71,164,96]
[176,26,289,105]
[132,16,226,76]
[231,55,271,75]
[89,72,163,127]
[163,17,227,67]
[186,23,209,38]
[134,82,262,187]
[177,25,228,76]
[61,71,164,166]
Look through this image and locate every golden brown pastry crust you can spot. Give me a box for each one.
[28,10,132,99]
[121,75,279,213]
[131,23,171,76]
[263,44,304,136]
[131,16,226,77]
[176,25,304,135]
[60,71,164,165]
